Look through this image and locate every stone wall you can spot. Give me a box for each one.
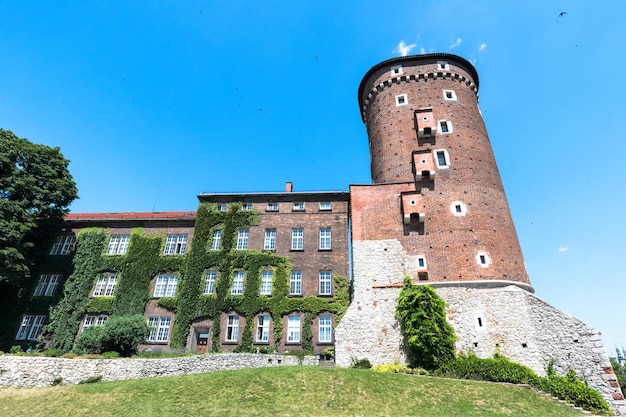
[0,353,318,387]
[335,238,624,415]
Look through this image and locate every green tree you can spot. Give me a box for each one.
[0,129,78,284]
[395,278,456,370]
[610,347,626,395]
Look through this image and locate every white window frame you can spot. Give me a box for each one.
[395,94,408,106]
[476,251,491,268]
[33,274,61,296]
[451,201,467,217]
[319,228,332,250]
[82,314,108,332]
[292,202,305,211]
[438,120,453,135]
[50,235,75,255]
[434,149,450,169]
[236,229,249,250]
[15,314,46,341]
[154,274,178,297]
[226,314,239,342]
[147,316,171,342]
[417,256,427,270]
[266,202,279,212]
[218,204,228,212]
[290,271,302,295]
[231,271,245,295]
[319,315,332,343]
[264,229,276,250]
[164,235,187,255]
[443,89,457,101]
[210,230,222,251]
[319,202,332,211]
[319,271,332,295]
[256,315,270,343]
[260,270,273,295]
[287,315,301,343]
[93,273,118,297]
[204,271,217,295]
[291,229,303,250]
[437,61,450,71]
[106,235,130,255]
[390,65,403,75]
[242,203,253,211]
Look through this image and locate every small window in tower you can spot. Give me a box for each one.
[439,120,453,134]
[410,200,416,206]
[477,317,483,327]
[437,61,449,70]
[434,149,450,168]
[443,90,457,101]
[455,205,461,213]
[451,201,467,216]
[421,159,426,164]
[391,65,403,75]
[417,256,427,270]
[395,94,408,106]
[424,127,432,136]
[476,251,491,268]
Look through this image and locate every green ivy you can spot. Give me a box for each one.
[86,297,115,314]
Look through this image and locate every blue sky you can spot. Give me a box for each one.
[1,1,624,355]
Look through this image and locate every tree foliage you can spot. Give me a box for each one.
[74,314,149,356]
[0,129,78,284]
[395,278,456,370]
[610,347,626,396]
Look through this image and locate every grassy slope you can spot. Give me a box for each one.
[0,366,589,417]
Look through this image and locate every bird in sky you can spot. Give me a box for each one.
[557,11,567,22]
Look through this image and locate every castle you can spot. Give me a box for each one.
[6,53,624,414]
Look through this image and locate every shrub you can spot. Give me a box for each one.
[78,375,102,384]
[350,357,372,369]
[284,349,307,362]
[62,352,78,359]
[372,362,428,375]
[9,345,23,354]
[435,353,539,385]
[52,377,63,386]
[74,326,105,355]
[537,369,612,415]
[43,348,63,357]
[395,278,456,370]
[74,315,149,357]
[102,351,120,359]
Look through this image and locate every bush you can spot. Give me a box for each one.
[52,377,63,386]
[350,357,372,369]
[372,362,429,375]
[74,315,150,357]
[43,349,63,357]
[74,326,106,355]
[9,345,23,354]
[435,353,539,385]
[284,349,307,362]
[62,352,78,359]
[102,351,120,359]
[78,375,102,384]
[537,369,612,415]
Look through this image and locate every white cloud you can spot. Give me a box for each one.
[395,41,416,57]
[478,43,487,52]
[558,245,569,252]
[449,38,462,49]
[420,47,426,55]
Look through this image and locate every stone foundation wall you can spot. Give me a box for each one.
[335,239,624,415]
[0,354,318,387]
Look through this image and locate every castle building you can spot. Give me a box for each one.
[5,53,623,414]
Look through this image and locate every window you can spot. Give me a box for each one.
[319,315,332,343]
[210,230,222,251]
[319,202,332,211]
[236,229,249,250]
[33,274,60,296]
[93,273,118,297]
[267,202,278,212]
[260,270,273,295]
[290,271,302,295]
[147,316,171,342]
[443,90,457,101]
[395,94,408,106]
[204,271,217,294]
[291,229,303,250]
[439,120,453,134]
[256,315,270,343]
[82,314,108,331]
[417,256,427,270]
[154,274,178,297]
[287,316,301,343]
[476,251,491,268]
[50,235,75,255]
[264,229,276,250]
[390,65,403,75]
[242,203,253,211]
[319,228,332,250]
[218,204,227,211]
[437,61,449,70]
[319,271,332,295]
[451,201,467,216]
[15,315,46,341]
[226,315,239,342]
[164,235,187,255]
[293,202,305,211]
[106,235,130,255]
[434,149,450,168]
[231,271,245,294]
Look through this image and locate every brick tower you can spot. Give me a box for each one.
[336,54,622,414]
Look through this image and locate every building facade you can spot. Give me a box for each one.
[5,52,623,414]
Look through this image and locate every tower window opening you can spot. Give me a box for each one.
[439,120,453,134]
[443,90,457,101]
[395,94,408,106]
[479,255,486,264]
[435,150,450,168]
[417,256,427,269]
[424,127,432,136]
[477,317,483,327]
[476,251,491,267]
[391,65,403,75]
[437,61,449,70]
[455,204,462,213]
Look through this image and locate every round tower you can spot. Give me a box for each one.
[357,53,531,287]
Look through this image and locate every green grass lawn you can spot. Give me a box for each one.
[0,366,590,417]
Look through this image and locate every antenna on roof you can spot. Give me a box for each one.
[152,189,162,212]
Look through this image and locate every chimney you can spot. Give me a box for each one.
[285,182,293,193]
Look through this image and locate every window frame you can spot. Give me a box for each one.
[438,120,453,135]
[154,274,178,297]
[434,149,450,169]
[163,235,187,255]
[236,229,249,250]
[319,271,332,295]
[319,228,332,250]
[287,315,301,343]
[210,230,222,251]
[290,271,302,295]
[225,314,239,342]
[395,94,408,106]
[82,314,108,332]
[260,270,273,295]
[242,203,253,211]
[92,273,118,297]
[266,202,279,212]
[204,271,217,295]
[291,228,304,251]
[49,235,75,255]
[319,202,332,211]
[443,89,457,101]
[33,274,61,296]
[264,228,276,250]
[231,271,245,295]
[292,202,305,212]
[390,65,403,75]
[147,316,171,343]
[106,235,130,255]
[319,315,332,343]
[255,315,270,343]
[15,314,46,341]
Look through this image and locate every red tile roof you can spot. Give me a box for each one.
[65,211,196,221]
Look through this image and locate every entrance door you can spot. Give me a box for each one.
[197,333,209,354]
